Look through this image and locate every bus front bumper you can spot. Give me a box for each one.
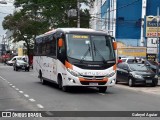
[63,73,116,87]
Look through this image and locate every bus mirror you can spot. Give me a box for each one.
[58,38,63,48]
[113,42,117,50]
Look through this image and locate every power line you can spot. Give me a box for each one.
[90,0,140,16]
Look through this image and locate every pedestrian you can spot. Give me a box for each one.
[118,57,122,64]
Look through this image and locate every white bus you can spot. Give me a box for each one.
[33,28,117,92]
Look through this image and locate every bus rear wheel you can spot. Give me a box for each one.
[98,87,107,93]
[39,71,46,85]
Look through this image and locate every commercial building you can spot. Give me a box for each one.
[90,0,160,47]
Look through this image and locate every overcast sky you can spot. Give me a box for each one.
[0,0,88,43]
[0,0,14,43]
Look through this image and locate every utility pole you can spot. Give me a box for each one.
[77,0,80,28]
[157,7,160,76]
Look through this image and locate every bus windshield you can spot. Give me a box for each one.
[66,34,115,62]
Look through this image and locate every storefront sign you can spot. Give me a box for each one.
[147,48,157,54]
[146,16,160,37]
[147,38,158,47]
[146,54,156,61]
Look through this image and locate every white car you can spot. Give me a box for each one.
[7,56,22,66]
[121,57,143,63]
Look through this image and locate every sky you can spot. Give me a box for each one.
[0,0,89,43]
[0,0,14,43]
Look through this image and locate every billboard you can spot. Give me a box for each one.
[117,47,146,57]
[146,16,160,37]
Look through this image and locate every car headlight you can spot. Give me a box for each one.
[105,72,115,78]
[67,68,80,77]
[155,75,158,78]
[17,63,20,66]
[133,74,143,79]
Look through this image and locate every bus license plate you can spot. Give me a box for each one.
[89,83,98,86]
[146,80,152,83]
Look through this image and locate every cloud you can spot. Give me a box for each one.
[0,1,14,42]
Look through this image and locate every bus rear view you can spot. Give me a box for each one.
[34,28,117,93]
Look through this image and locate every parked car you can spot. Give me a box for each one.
[116,63,158,87]
[144,60,160,75]
[121,57,142,63]
[13,59,30,71]
[6,56,22,66]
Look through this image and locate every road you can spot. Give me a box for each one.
[0,64,160,120]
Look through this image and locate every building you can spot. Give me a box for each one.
[90,0,160,47]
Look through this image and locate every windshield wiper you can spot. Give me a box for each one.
[92,41,107,64]
[80,44,91,63]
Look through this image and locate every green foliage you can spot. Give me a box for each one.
[2,0,93,58]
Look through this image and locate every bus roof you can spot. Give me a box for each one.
[36,28,108,39]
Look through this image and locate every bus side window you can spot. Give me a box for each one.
[50,36,56,56]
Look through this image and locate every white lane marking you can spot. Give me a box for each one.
[0,75,45,109]
[24,94,29,98]
[15,88,19,91]
[98,93,105,95]
[37,104,44,109]
[0,75,6,81]
[29,98,36,102]
[19,91,24,93]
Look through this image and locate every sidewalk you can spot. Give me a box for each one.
[158,77,160,86]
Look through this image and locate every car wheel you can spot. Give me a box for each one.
[151,82,157,87]
[25,68,29,72]
[58,75,68,92]
[116,80,119,84]
[128,78,134,87]
[15,67,18,71]
[98,87,107,93]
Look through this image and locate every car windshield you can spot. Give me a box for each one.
[17,60,27,63]
[129,64,149,71]
[17,57,22,60]
[147,60,160,66]
[66,34,115,61]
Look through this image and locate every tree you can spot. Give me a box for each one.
[3,11,49,64]
[2,0,94,63]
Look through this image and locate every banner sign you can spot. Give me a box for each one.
[146,54,156,61]
[147,48,157,54]
[117,47,146,57]
[147,38,158,47]
[146,16,160,37]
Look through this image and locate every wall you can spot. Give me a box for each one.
[116,0,142,40]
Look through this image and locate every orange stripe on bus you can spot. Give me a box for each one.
[65,61,73,69]
[79,77,108,82]
[113,64,116,70]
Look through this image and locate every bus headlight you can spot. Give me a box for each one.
[105,72,115,78]
[67,68,80,77]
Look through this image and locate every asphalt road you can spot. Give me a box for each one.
[0,64,160,120]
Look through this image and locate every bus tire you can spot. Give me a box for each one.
[98,87,107,93]
[58,75,68,92]
[39,71,46,85]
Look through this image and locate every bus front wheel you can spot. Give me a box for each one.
[98,87,107,93]
[58,75,68,92]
